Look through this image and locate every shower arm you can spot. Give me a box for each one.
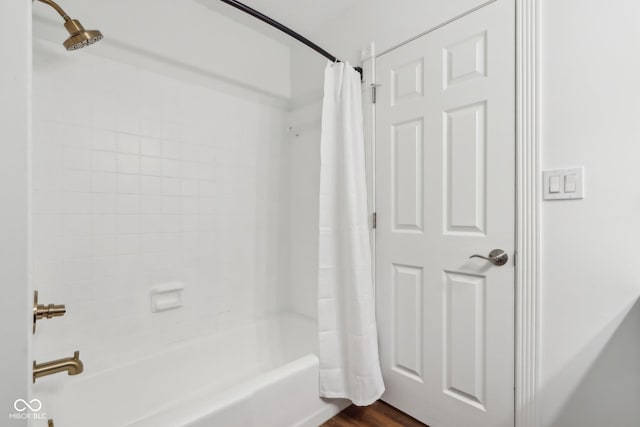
[34,0,72,22]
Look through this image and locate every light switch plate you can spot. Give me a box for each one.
[543,167,584,200]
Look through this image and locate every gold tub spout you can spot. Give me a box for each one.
[33,351,84,383]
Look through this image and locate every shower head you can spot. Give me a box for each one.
[35,0,103,51]
[62,19,103,51]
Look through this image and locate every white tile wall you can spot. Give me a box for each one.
[287,101,323,320]
[32,39,290,373]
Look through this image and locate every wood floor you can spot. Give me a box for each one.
[321,401,428,427]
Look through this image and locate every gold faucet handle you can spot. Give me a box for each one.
[33,291,67,334]
[37,303,66,319]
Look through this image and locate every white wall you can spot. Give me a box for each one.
[540,1,640,425]
[32,0,291,99]
[0,1,30,425]
[31,38,290,383]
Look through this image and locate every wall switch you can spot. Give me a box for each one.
[564,174,577,193]
[543,167,584,200]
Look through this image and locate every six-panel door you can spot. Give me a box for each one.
[375,1,516,426]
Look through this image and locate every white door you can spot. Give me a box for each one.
[375,1,515,426]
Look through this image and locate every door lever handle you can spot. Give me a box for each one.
[469,249,509,266]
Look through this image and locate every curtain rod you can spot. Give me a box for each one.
[219,0,363,79]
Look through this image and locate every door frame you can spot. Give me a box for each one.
[366,1,541,426]
[513,1,541,426]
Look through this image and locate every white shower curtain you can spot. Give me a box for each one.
[318,61,385,406]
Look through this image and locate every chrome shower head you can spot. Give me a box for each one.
[63,19,103,51]
[35,0,104,51]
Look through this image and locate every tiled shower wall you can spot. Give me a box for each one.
[287,100,322,320]
[31,39,289,372]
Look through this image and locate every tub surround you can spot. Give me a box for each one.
[31,37,290,376]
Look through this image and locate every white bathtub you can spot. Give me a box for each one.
[37,313,348,427]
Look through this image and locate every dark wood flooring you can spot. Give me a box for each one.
[321,401,428,427]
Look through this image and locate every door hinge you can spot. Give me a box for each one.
[372,212,377,229]
[371,85,377,104]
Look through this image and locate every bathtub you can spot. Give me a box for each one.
[36,313,348,427]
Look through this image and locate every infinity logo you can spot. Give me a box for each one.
[13,399,42,412]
